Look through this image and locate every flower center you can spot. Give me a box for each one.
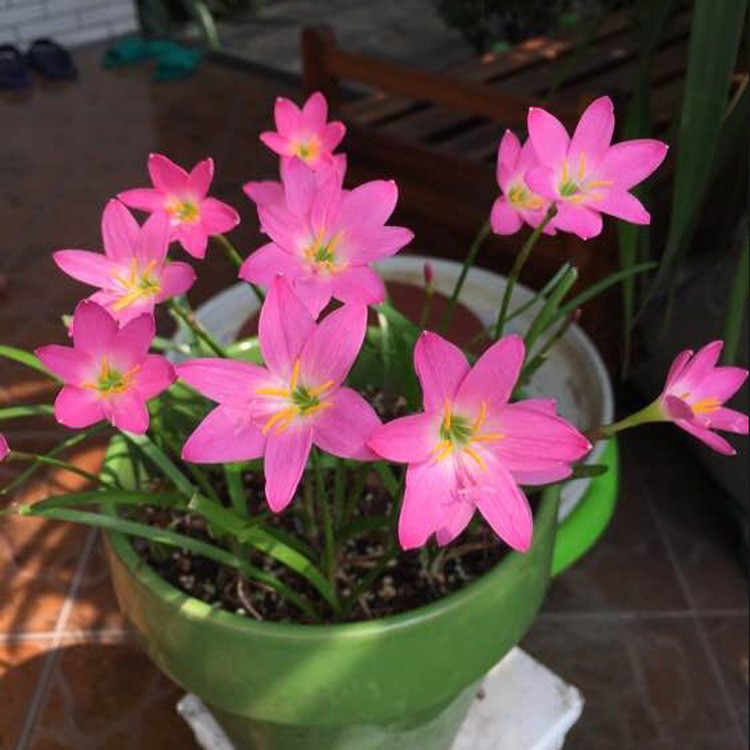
[433,400,504,470]
[508,182,544,211]
[256,360,334,435]
[165,196,200,223]
[112,259,162,311]
[84,357,137,396]
[681,392,721,415]
[304,228,344,274]
[294,137,320,163]
[558,153,612,203]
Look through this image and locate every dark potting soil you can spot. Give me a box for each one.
[131,386,520,625]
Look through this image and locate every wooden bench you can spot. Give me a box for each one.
[300,10,695,354]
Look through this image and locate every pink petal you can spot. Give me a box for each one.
[676,420,736,456]
[512,465,572,486]
[673,340,723,391]
[177,358,271,407]
[264,425,313,512]
[137,210,171,265]
[414,332,469,411]
[490,197,523,235]
[54,386,105,429]
[0,433,8,461]
[341,180,398,227]
[200,197,240,235]
[107,312,154,371]
[527,106,570,167]
[292,275,333,318]
[569,96,615,164]
[597,139,669,190]
[239,242,303,286]
[665,349,694,388]
[274,96,302,135]
[108,391,150,434]
[344,225,414,263]
[255,203,306,252]
[148,153,188,193]
[662,394,694,421]
[310,175,343,235]
[117,188,165,213]
[159,262,197,300]
[71,300,118,355]
[175,225,209,259]
[368,412,437,464]
[280,157,318,216]
[35,344,92,384]
[497,130,521,185]
[474,464,533,552]
[302,91,328,124]
[300,303,367,387]
[101,199,140,261]
[53,250,116,289]
[697,366,748,402]
[313,387,381,459]
[596,189,650,225]
[133,355,176,400]
[522,398,556,414]
[243,180,284,208]
[259,276,315,378]
[708,407,749,434]
[552,202,603,240]
[320,121,346,151]
[331,266,386,306]
[399,460,455,550]
[455,335,524,412]
[495,402,591,471]
[435,495,475,546]
[182,405,266,463]
[524,166,558,201]
[259,131,293,156]
[187,158,214,198]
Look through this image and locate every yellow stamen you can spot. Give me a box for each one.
[309,380,335,397]
[434,440,454,461]
[442,400,453,431]
[578,152,586,182]
[256,385,292,397]
[473,402,487,431]
[561,158,569,184]
[691,397,721,414]
[463,446,487,470]
[289,359,301,391]
[261,407,298,435]
[473,431,505,443]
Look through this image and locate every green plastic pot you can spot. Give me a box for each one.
[104,477,560,750]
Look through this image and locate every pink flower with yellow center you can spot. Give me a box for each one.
[118,154,240,259]
[525,96,668,239]
[260,92,346,170]
[240,158,413,317]
[491,130,556,236]
[0,433,8,462]
[35,301,175,435]
[53,200,195,325]
[178,277,381,512]
[658,340,749,455]
[368,332,590,551]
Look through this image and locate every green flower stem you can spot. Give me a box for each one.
[214,234,265,306]
[167,299,227,358]
[587,400,666,442]
[312,449,338,597]
[494,204,558,339]
[7,451,112,488]
[439,220,492,334]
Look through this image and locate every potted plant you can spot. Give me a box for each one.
[1,92,747,750]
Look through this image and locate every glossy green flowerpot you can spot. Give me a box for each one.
[104,480,560,750]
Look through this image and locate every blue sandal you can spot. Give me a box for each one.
[0,45,31,89]
[27,38,78,80]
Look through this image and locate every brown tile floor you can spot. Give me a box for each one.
[1,46,747,750]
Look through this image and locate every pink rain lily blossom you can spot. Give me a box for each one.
[658,340,748,455]
[118,153,240,259]
[240,158,413,317]
[491,130,556,236]
[368,332,590,551]
[0,433,8,462]
[35,301,175,435]
[260,92,346,170]
[179,277,381,512]
[54,200,196,325]
[525,96,668,240]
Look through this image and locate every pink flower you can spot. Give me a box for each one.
[118,154,240,259]
[491,130,556,236]
[260,92,346,170]
[368,332,590,551]
[35,301,175,434]
[240,158,413,317]
[658,340,748,455]
[178,277,381,512]
[53,200,196,325]
[0,433,8,462]
[525,96,668,239]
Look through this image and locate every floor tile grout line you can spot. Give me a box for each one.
[638,473,747,747]
[0,627,131,645]
[13,527,99,750]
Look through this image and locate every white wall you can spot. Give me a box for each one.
[0,0,138,49]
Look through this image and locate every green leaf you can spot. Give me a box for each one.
[523,266,578,350]
[0,405,54,420]
[188,495,338,609]
[373,462,400,500]
[19,489,185,513]
[123,434,196,498]
[722,233,748,365]
[505,263,573,324]
[0,345,55,378]
[224,464,249,519]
